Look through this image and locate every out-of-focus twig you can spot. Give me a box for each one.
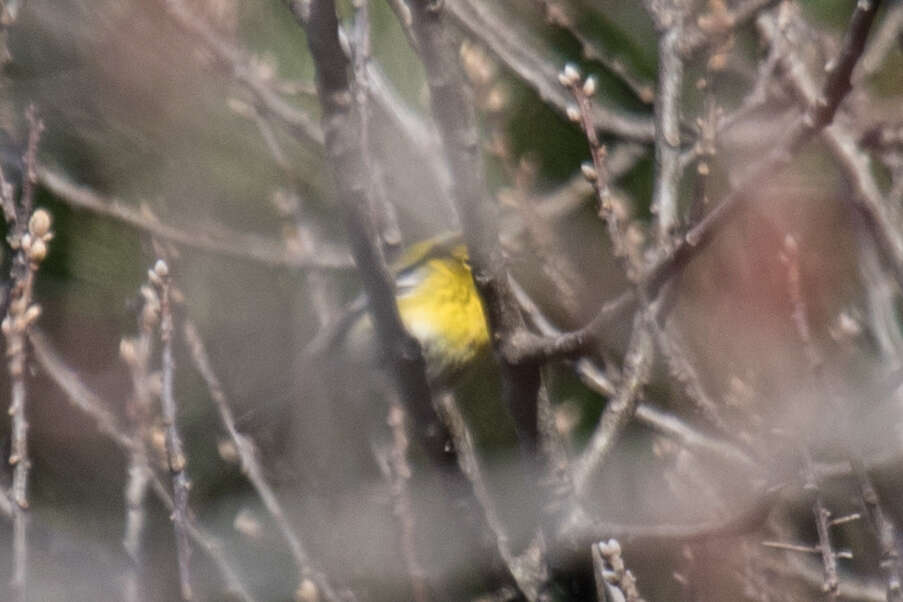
[382,402,430,602]
[534,0,655,104]
[572,312,653,494]
[28,329,257,602]
[182,320,348,602]
[649,23,685,246]
[37,166,353,271]
[782,231,903,601]
[150,260,193,601]
[163,0,323,147]
[677,0,782,58]
[119,271,160,602]
[637,0,884,309]
[445,0,656,142]
[559,485,779,544]
[857,1,903,81]
[592,539,644,602]
[437,393,549,602]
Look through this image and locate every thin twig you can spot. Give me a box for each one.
[637,0,884,307]
[182,320,348,602]
[28,330,256,602]
[120,279,159,602]
[759,551,886,601]
[534,0,655,104]
[510,277,755,469]
[163,0,323,147]
[37,165,353,271]
[3,109,47,602]
[384,402,430,602]
[653,311,730,433]
[800,442,840,600]
[444,0,656,142]
[592,539,644,602]
[572,312,653,494]
[151,260,193,600]
[437,393,549,602]
[559,64,629,264]
[296,0,459,478]
[351,0,400,249]
[782,232,903,600]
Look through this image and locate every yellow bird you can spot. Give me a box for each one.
[339,232,490,388]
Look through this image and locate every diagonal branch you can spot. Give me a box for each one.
[445,0,655,142]
[28,329,257,602]
[38,165,353,271]
[639,0,884,306]
[183,321,348,602]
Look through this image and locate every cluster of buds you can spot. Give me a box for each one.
[559,64,605,187]
[595,539,644,602]
[131,259,170,332]
[147,258,169,289]
[19,208,53,267]
[295,578,320,602]
[460,40,509,114]
[559,63,597,103]
[2,209,53,366]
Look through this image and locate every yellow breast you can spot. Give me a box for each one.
[396,255,489,384]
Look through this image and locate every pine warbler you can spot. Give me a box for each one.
[342,232,490,388]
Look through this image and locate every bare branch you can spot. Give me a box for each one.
[163,0,323,147]
[2,110,48,602]
[572,312,653,495]
[781,229,903,601]
[29,329,257,602]
[650,24,685,245]
[437,393,549,602]
[534,0,655,104]
[183,320,348,602]
[38,166,353,271]
[407,0,543,454]
[381,402,430,602]
[445,0,656,142]
[857,1,903,80]
[800,443,840,600]
[593,539,644,602]
[641,0,884,304]
[150,260,193,601]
